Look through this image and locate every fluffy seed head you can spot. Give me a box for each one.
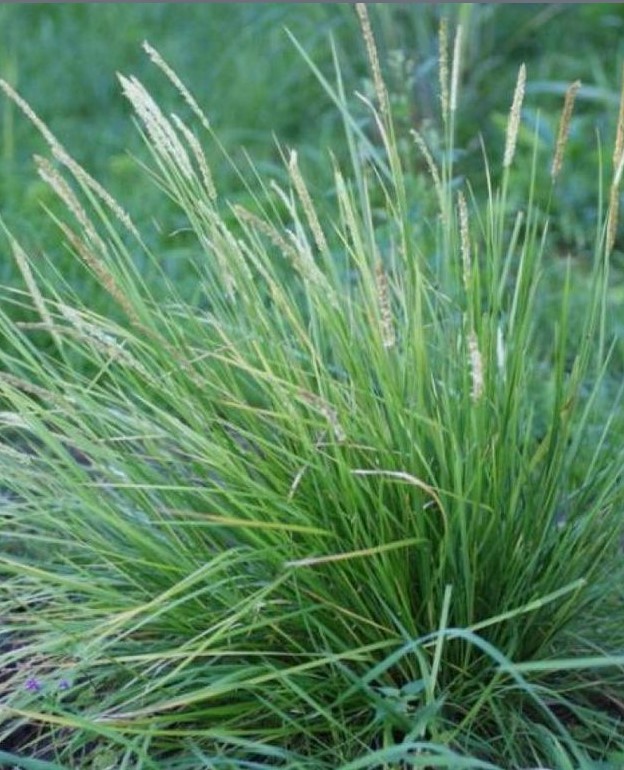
[450,24,463,114]
[496,325,506,379]
[355,3,390,123]
[119,74,194,180]
[172,115,217,201]
[607,65,624,255]
[0,372,68,406]
[142,41,211,132]
[234,205,300,266]
[298,389,346,442]
[375,260,395,350]
[607,181,621,256]
[551,80,581,180]
[35,156,107,253]
[438,17,450,123]
[9,236,56,343]
[503,64,526,169]
[468,329,484,403]
[289,150,328,256]
[457,191,471,291]
[59,223,140,326]
[0,79,139,240]
[411,130,443,212]
[613,62,624,171]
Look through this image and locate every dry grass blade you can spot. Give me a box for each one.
[351,468,446,528]
[284,537,423,568]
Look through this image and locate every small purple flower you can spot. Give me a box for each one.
[24,677,42,693]
[58,678,70,691]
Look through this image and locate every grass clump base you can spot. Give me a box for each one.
[1,12,624,769]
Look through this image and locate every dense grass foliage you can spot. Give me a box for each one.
[1,5,624,769]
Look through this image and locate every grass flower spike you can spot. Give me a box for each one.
[503,63,526,168]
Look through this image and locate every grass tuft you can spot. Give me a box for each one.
[1,17,623,770]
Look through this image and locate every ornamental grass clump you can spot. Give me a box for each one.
[1,11,624,769]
